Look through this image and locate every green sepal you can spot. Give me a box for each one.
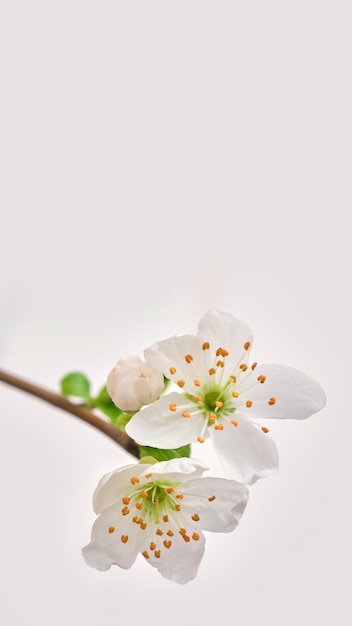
[137,444,191,462]
[60,372,91,399]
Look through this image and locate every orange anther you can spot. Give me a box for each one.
[135,502,143,511]
[194,379,201,387]
[142,550,149,559]
[197,436,204,443]
[122,506,130,515]
[244,341,251,350]
[122,496,130,505]
[185,354,193,363]
[216,360,225,368]
[177,379,185,388]
[156,529,163,536]
[108,526,115,534]
[166,487,174,494]
[179,528,187,535]
[150,542,156,550]
[192,514,200,521]
[214,423,224,430]
[170,367,177,375]
[163,515,169,523]
[192,533,200,541]
[268,397,276,405]
[232,391,239,398]
[230,375,237,383]
[231,420,238,427]
[140,522,147,530]
[208,495,216,502]
[169,403,177,412]
[246,400,253,408]
[262,427,269,433]
[130,476,140,485]
[251,362,258,370]
[194,395,201,402]
[257,375,266,384]
[182,411,190,418]
[154,550,161,558]
[208,368,216,375]
[240,363,248,371]
[144,473,152,479]
[215,401,223,408]
[121,535,128,543]
[183,535,191,542]
[209,414,217,423]
[176,494,184,499]
[175,504,181,511]
[163,540,172,549]
[167,530,174,537]
[202,342,210,350]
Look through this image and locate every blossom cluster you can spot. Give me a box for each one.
[83,310,326,583]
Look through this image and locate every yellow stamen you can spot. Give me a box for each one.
[130,476,140,485]
[108,526,115,534]
[251,362,258,370]
[163,540,172,549]
[208,495,216,502]
[167,530,174,537]
[166,487,174,494]
[135,502,143,511]
[185,354,193,363]
[268,397,276,405]
[214,423,224,430]
[240,363,248,371]
[215,401,223,408]
[170,366,176,375]
[231,419,238,427]
[142,550,149,559]
[122,496,130,505]
[262,427,269,433]
[183,535,191,542]
[192,514,200,521]
[232,391,239,398]
[140,522,147,530]
[197,436,204,443]
[175,504,181,511]
[121,535,128,543]
[208,368,216,375]
[179,528,187,535]
[192,533,200,541]
[216,360,224,368]
[194,379,201,387]
[209,413,217,423]
[176,494,184,499]
[246,400,253,408]
[122,506,130,515]
[154,550,161,558]
[194,395,201,402]
[156,529,163,536]
[177,379,185,388]
[244,341,251,350]
[145,473,152,479]
[202,342,210,350]
[230,375,237,383]
[182,411,190,418]
[169,403,177,412]
[257,375,266,384]
[150,542,156,550]
[163,514,169,523]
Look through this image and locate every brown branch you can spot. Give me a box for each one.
[0,368,139,458]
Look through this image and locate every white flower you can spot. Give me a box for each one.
[106,354,164,412]
[82,457,248,584]
[126,310,327,484]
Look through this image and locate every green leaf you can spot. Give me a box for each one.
[92,386,131,426]
[60,372,91,399]
[137,444,191,462]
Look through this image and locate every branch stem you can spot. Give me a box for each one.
[0,368,139,458]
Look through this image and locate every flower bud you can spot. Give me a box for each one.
[106,354,164,412]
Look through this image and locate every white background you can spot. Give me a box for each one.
[1,1,351,625]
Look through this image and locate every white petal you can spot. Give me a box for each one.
[239,364,327,419]
[145,517,206,584]
[181,477,249,532]
[82,504,144,570]
[197,310,254,364]
[126,392,206,448]
[210,414,279,484]
[147,457,207,482]
[92,464,147,514]
[145,334,207,393]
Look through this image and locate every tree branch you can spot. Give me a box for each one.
[0,368,139,458]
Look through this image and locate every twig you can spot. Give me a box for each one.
[0,368,139,458]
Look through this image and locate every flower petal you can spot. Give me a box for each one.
[82,504,143,570]
[145,334,207,393]
[210,414,279,484]
[126,392,206,448]
[197,310,254,364]
[145,517,206,584]
[238,364,327,419]
[182,477,249,532]
[93,464,147,514]
[147,457,207,482]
